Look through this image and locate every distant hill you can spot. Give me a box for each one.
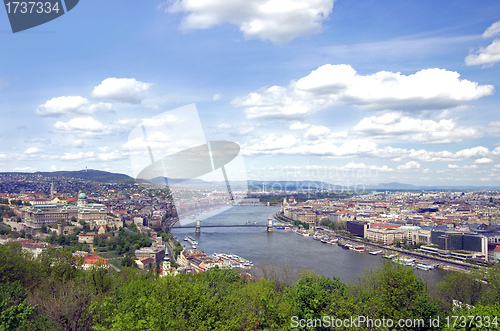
[247,180,341,191]
[365,182,500,191]
[366,182,419,190]
[34,170,135,184]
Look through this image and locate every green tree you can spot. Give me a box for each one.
[285,272,348,325]
[437,270,483,310]
[0,282,36,331]
[443,303,500,331]
[351,262,439,329]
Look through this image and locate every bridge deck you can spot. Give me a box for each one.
[174,224,268,229]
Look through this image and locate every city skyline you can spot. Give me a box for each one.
[1,1,500,186]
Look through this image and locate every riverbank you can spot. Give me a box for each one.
[273,212,478,273]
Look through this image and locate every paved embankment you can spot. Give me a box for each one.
[273,213,479,272]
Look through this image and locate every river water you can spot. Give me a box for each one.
[171,204,451,286]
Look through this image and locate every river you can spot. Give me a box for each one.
[171,203,452,286]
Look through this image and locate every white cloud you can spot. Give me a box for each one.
[474,157,493,164]
[289,121,310,130]
[92,78,152,104]
[36,96,112,117]
[465,39,500,66]
[483,20,500,38]
[213,94,222,101]
[53,117,112,138]
[465,20,500,67]
[397,161,421,170]
[446,164,478,170]
[98,151,127,161]
[455,146,489,158]
[24,147,41,155]
[233,64,493,119]
[243,133,377,157]
[60,151,95,160]
[72,139,86,148]
[166,0,335,44]
[375,146,492,163]
[352,112,480,144]
[343,162,393,172]
[304,125,331,140]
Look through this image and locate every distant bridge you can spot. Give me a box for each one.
[172,218,274,233]
[173,224,267,229]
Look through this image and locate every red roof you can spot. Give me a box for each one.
[83,255,109,265]
[139,257,154,264]
[494,246,500,252]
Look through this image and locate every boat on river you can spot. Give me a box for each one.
[351,245,365,252]
[383,254,397,259]
[185,235,198,248]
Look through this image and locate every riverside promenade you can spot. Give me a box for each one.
[273,212,481,272]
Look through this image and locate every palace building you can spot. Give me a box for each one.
[25,192,108,228]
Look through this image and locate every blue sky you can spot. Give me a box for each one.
[1,0,500,187]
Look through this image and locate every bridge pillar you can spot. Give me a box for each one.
[195,219,201,234]
[267,218,273,232]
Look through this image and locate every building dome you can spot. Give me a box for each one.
[78,193,87,199]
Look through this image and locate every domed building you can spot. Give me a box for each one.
[25,192,108,229]
[77,192,88,207]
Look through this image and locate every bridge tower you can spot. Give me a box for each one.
[195,219,201,233]
[267,218,273,232]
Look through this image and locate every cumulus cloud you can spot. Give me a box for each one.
[474,157,493,164]
[92,78,152,104]
[24,147,42,155]
[166,0,334,44]
[243,133,377,157]
[304,125,331,140]
[241,126,500,167]
[233,64,493,119]
[455,146,489,158]
[36,96,113,117]
[53,117,112,138]
[61,152,95,160]
[343,162,393,172]
[352,112,480,144]
[98,151,127,161]
[466,20,500,66]
[448,164,478,170]
[397,161,421,170]
[483,20,500,38]
[465,39,500,66]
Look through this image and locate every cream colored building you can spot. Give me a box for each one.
[365,227,405,245]
[25,193,108,228]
